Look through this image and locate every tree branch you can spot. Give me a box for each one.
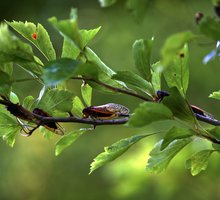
[33,114,129,126]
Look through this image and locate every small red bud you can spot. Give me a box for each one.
[32,32,37,40]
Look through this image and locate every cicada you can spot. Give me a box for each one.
[32,108,64,135]
[83,103,130,119]
[191,105,214,119]
[153,90,170,102]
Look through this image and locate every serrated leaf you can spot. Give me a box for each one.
[132,38,153,80]
[37,88,74,114]
[72,96,84,118]
[2,127,20,147]
[112,71,154,96]
[42,58,81,86]
[161,127,194,150]
[61,38,80,59]
[0,112,20,135]
[163,87,194,122]
[186,150,215,176]
[161,31,196,68]
[146,138,192,173]
[90,134,150,174]
[0,71,12,97]
[163,44,189,95]
[0,112,20,147]
[80,26,101,47]
[7,21,56,61]
[48,16,82,49]
[81,83,92,107]
[199,17,220,41]
[55,129,85,156]
[99,0,117,7]
[209,90,220,100]
[128,102,173,127]
[0,24,35,63]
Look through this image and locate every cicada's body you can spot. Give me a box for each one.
[83,103,130,119]
[191,105,214,119]
[33,108,64,135]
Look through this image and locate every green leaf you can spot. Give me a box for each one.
[72,96,85,117]
[22,95,35,110]
[132,38,153,80]
[161,31,196,68]
[10,92,19,104]
[161,127,194,150]
[0,62,13,76]
[0,71,12,97]
[61,38,80,59]
[79,27,101,47]
[74,55,127,93]
[99,0,117,7]
[39,126,53,140]
[199,17,220,41]
[49,9,100,50]
[126,0,149,21]
[163,44,189,95]
[151,61,162,91]
[0,24,35,63]
[81,83,92,107]
[163,87,194,122]
[209,90,220,100]
[0,111,20,147]
[207,127,220,151]
[128,102,173,127]
[42,58,81,86]
[112,71,154,96]
[146,138,192,173]
[37,88,74,114]
[84,47,116,77]
[90,134,150,174]
[7,21,56,61]
[48,16,82,49]
[2,127,20,147]
[186,150,215,176]
[17,56,43,77]
[0,112,20,135]
[55,129,85,156]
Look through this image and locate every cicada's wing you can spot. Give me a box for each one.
[191,105,215,120]
[44,122,64,135]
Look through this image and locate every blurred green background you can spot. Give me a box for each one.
[1,0,220,199]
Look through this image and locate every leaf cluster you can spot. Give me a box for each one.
[0,6,220,176]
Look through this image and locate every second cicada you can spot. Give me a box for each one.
[82,103,130,119]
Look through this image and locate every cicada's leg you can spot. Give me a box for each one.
[17,118,39,137]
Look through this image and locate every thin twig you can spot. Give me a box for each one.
[71,77,152,102]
